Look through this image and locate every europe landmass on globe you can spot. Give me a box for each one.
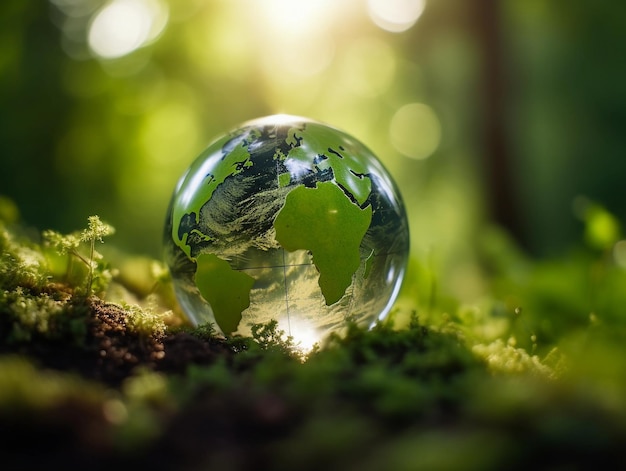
[171,123,375,334]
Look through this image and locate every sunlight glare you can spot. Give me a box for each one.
[259,0,335,38]
[279,317,321,354]
[252,0,339,79]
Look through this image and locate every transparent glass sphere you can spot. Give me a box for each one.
[164,115,409,349]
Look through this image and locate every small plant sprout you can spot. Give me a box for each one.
[81,216,115,293]
[44,215,115,295]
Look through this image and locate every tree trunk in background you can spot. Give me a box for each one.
[474,0,526,249]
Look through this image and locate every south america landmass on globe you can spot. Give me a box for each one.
[171,122,375,335]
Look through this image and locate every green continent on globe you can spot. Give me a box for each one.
[286,124,372,205]
[274,181,373,305]
[194,253,255,334]
[173,138,253,257]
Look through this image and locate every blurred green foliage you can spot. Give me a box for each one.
[1,0,626,318]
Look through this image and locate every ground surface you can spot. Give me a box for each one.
[2,217,626,470]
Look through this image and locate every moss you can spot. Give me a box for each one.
[2,211,626,469]
[0,221,49,291]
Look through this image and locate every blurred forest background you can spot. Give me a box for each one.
[1,0,625,308]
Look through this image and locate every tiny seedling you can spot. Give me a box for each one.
[44,215,115,295]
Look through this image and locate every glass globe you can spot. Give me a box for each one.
[164,115,409,349]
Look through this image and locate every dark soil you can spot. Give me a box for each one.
[0,296,233,385]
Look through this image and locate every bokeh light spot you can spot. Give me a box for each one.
[390,103,441,160]
[367,0,426,33]
[341,37,396,97]
[139,98,200,168]
[613,240,626,268]
[88,0,168,59]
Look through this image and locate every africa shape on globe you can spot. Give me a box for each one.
[164,115,409,349]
